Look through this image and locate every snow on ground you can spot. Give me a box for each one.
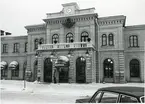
[0,80,145,104]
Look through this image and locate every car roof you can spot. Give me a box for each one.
[98,86,144,98]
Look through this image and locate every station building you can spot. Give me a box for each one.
[1,2,145,83]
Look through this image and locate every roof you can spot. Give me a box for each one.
[98,86,144,98]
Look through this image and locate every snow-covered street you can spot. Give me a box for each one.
[0,80,144,104]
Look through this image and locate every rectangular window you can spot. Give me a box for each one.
[3,44,8,53]
[13,43,20,53]
[25,42,28,52]
[12,70,19,77]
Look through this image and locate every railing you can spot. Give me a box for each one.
[38,42,95,50]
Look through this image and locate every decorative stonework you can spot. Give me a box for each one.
[62,18,75,28]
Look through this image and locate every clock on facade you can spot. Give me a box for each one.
[66,8,72,14]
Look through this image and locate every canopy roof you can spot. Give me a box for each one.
[0,61,8,70]
[55,56,69,67]
[9,61,19,70]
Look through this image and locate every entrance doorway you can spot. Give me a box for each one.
[44,58,52,82]
[76,57,86,83]
[55,56,69,83]
[130,59,140,82]
[103,58,114,82]
[59,67,69,83]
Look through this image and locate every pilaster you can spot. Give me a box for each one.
[75,26,79,42]
[68,55,75,83]
[46,24,51,44]
[86,55,92,83]
[38,54,43,82]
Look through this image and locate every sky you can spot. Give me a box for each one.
[0,0,145,36]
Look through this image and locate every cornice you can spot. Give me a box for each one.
[44,13,98,25]
[98,15,126,26]
[25,23,46,33]
[1,35,28,40]
[124,24,145,31]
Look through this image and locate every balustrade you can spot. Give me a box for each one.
[38,42,95,50]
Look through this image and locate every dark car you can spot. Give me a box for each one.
[76,86,144,103]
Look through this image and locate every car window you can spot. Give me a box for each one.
[140,96,145,103]
[92,91,102,103]
[100,91,119,103]
[120,95,138,103]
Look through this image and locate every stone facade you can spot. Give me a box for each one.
[1,2,145,83]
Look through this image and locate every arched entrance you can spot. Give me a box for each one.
[130,59,140,82]
[55,56,69,83]
[103,58,114,82]
[34,60,38,81]
[44,58,52,82]
[76,57,86,83]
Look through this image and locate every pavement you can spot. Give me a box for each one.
[0,80,145,103]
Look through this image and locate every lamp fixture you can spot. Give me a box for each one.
[85,50,89,56]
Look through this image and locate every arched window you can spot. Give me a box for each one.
[66,33,74,43]
[34,39,39,49]
[129,35,138,47]
[39,38,44,44]
[52,34,59,44]
[102,34,107,46]
[81,31,89,42]
[108,33,114,46]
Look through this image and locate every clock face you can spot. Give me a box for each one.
[66,8,72,14]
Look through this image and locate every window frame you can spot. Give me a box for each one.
[13,43,20,53]
[2,44,8,53]
[129,35,139,47]
[102,34,107,46]
[39,38,44,44]
[81,31,89,42]
[52,34,59,44]
[108,33,114,46]
[66,32,74,43]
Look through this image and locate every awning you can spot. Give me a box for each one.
[0,61,8,70]
[9,61,19,70]
[55,56,69,67]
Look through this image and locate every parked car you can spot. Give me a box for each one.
[76,86,144,103]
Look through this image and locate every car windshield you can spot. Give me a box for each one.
[140,96,145,103]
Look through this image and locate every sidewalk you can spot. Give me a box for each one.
[1,80,144,96]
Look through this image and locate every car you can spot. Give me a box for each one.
[76,86,144,103]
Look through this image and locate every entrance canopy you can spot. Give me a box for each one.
[55,56,69,67]
[0,61,8,70]
[9,61,19,70]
